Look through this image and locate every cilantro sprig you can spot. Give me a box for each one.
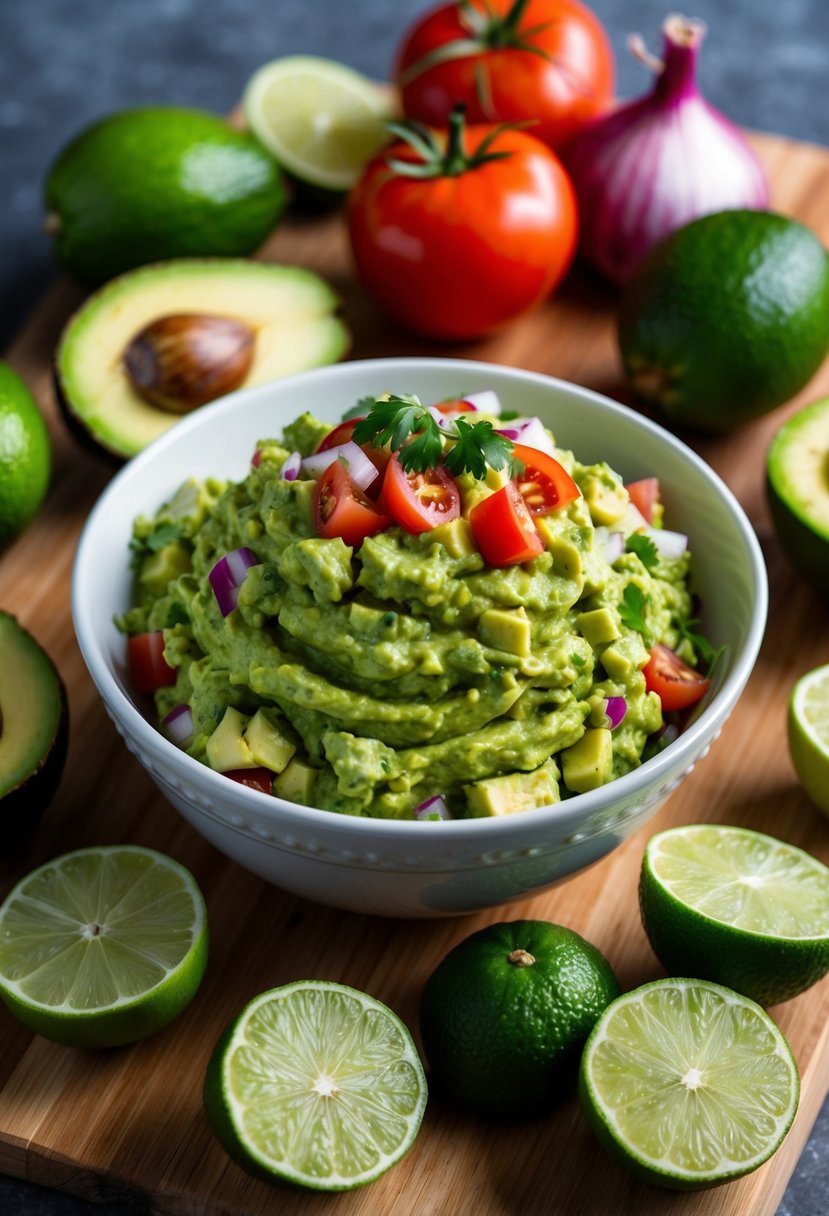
[352,393,515,478]
[625,533,659,571]
[619,584,652,645]
[676,615,726,673]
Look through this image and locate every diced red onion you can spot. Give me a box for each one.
[594,527,625,564]
[209,547,259,617]
[162,703,194,745]
[415,794,450,821]
[301,441,378,491]
[428,405,460,431]
[462,390,502,415]
[645,528,688,559]
[497,415,557,457]
[604,696,627,730]
[279,450,302,481]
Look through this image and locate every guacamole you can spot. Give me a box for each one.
[120,403,706,819]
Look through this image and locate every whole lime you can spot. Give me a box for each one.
[419,919,619,1118]
[0,361,51,549]
[44,106,287,284]
[619,210,829,432]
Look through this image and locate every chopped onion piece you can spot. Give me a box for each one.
[621,502,651,535]
[604,696,627,730]
[497,415,557,457]
[415,794,450,821]
[301,441,378,491]
[594,527,625,564]
[279,450,302,481]
[209,547,259,617]
[428,405,460,431]
[162,703,194,746]
[660,723,680,745]
[462,390,502,415]
[646,528,688,559]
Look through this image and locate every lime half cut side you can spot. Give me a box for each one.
[243,55,393,192]
[640,823,829,1005]
[579,978,800,1190]
[789,663,829,817]
[0,845,208,1047]
[204,981,427,1191]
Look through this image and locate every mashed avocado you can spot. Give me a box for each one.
[120,405,704,819]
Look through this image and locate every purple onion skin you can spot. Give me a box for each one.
[563,17,770,286]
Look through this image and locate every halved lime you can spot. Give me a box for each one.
[789,663,829,817]
[243,55,394,192]
[640,823,829,1005]
[203,981,427,1191]
[0,845,208,1047]
[579,978,800,1189]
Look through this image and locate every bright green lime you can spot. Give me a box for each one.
[0,845,208,1047]
[640,823,829,1005]
[0,361,51,550]
[767,396,829,593]
[619,210,829,431]
[203,981,427,1191]
[45,106,287,284]
[789,664,829,817]
[579,978,799,1189]
[419,919,619,1117]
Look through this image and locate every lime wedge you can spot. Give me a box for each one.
[579,978,800,1189]
[0,845,208,1047]
[789,663,829,816]
[640,823,829,1005]
[203,981,427,1190]
[243,55,394,192]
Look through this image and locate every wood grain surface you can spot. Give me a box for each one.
[1,131,829,1216]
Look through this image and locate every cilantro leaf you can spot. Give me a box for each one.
[619,584,652,644]
[129,522,184,569]
[676,616,725,671]
[341,395,377,422]
[444,419,514,479]
[626,533,659,570]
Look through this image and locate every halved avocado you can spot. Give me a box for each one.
[54,258,350,462]
[0,613,69,843]
[767,396,829,594]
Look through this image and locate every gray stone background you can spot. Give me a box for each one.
[1,0,828,1212]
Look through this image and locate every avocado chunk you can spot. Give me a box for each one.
[54,259,350,462]
[479,607,532,657]
[464,761,560,817]
[206,707,255,772]
[244,709,296,775]
[273,759,318,805]
[561,729,613,794]
[0,613,68,842]
[577,607,621,646]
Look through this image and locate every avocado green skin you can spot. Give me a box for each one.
[619,211,829,433]
[45,107,288,284]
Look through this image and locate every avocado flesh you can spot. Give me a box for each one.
[55,258,349,462]
[0,613,68,838]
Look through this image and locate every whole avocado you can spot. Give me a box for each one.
[618,210,829,432]
[45,106,288,284]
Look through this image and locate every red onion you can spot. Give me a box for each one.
[497,416,557,457]
[301,441,378,492]
[564,14,770,285]
[594,527,625,564]
[604,696,627,730]
[646,527,688,559]
[162,703,194,746]
[209,547,259,617]
[462,390,502,415]
[279,450,302,481]
[415,793,450,821]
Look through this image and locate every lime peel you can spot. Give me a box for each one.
[789,663,829,816]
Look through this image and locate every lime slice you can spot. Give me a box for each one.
[640,823,829,1005]
[203,981,427,1190]
[243,55,394,192]
[579,978,800,1189]
[0,845,208,1047]
[789,663,829,817]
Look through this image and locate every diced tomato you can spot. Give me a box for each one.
[382,453,461,534]
[511,444,580,516]
[470,483,544,566]
[432,399,478,416]
[644,644,711,712]
[316,417,390,478]
[625,477,660,524]
[224,767,274,794]
[251,447,263,468]
[313,459,391,548]
[128,631,176,694]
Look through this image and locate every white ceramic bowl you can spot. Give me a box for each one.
[72,358,767,917]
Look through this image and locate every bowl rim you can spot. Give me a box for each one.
[72,356,768,842]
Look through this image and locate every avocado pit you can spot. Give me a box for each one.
[123,312,256,415]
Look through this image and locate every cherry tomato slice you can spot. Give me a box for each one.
[313,459,390,548]
[644,644,711,712]
[432,399,478,415]
[128,631,176,694]
[224,767,274,794]
[626,477,660,524]
[470,482,544,566]
[317,416,390,479]
[382,453,461,534]
[511,444,581,516]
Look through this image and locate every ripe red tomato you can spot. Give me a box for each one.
[224,768,274,794]
[313,460,390,548]
[128,631,176,694]
[626,477,660,524]
[394,0,614,151]
[347,117,578,340]
[644,644,711,712]
[511,444,580,515]
[470,482,544,566]
[383,454,461,533]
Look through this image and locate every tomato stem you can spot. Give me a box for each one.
[385,105,516,180]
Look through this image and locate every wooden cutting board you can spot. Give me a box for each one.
[2,131,829,1216]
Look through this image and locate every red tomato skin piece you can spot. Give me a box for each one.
[313,460,390,549]
[625,477,660,524]
[382,455,461,534]
[511,443,580,515]
[317,418,390,479]
[644,644,711,712]
[224,768,274,794]
[128,631,177,694]
[470,483,544,566]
